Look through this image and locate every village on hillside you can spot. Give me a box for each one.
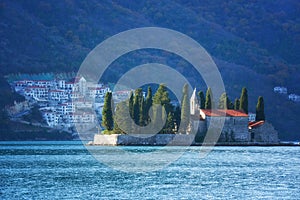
[5,73,131,133]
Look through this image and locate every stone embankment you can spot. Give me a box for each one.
[91,134,196,146]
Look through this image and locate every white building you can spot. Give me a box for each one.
[66,112,95,124]
[33,80,54,88]
[274,86,287,94]
[74,99,93,109]
[288,94,300,102]
[57,79,66,89]
[248,112,256,122]
[88,86,110,98]
[65,82,77,93]
[48,90,69,102]
[112,90,132,103]
[24,86,49,100]
[42,111,60,127]
[69,92,82,100]
[56,102,75,115]
[190,88,200,115]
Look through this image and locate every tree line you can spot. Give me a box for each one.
[102,84,189,134]
[102,85,265,134]
[198,87,265,121]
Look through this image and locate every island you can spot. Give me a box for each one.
[91,84,279,146]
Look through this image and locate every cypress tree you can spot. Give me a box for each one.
[163,112,174,134]
[180,84,190,133]
[239,87,248,114]
[102,92,114,131]
[114,100,131,134]
[228,101,234,109]
[173,105,181,132]
[129,91,134,119]
[218,93,227,109]
[234,98,240,110]
[205,87,213,109]
[153,84,172,133]
[255,96,265,121]
[198,91,205,109]
[145,86,153,124]
[139,97,146,126]
[133,88,143,125]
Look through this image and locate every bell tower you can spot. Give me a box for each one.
[190,88,199,116]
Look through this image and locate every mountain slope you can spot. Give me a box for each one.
[0,0,299,140]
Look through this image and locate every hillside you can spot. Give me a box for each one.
[0,0,299,140]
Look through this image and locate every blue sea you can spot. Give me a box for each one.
[0,141,299,199]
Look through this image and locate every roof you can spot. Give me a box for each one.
[249,120,265,128]
[69,76,85,83]
[201,109,248,117]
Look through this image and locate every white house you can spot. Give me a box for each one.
[88,86,110,98]
[274,86,287,94]
[48,90,69,102]
[24,86,49,100]
[65,112,95,124]
[112,90,132,103]
[56,102,75,115]
[288,94,300,102]
[248,112,256,122]
[73,99,93,109]
[57,79,66,89]
[33,80,54,88]
[65,82,77,93]
[72,76,87,95]
[42,111,60,127]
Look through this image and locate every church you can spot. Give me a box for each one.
[189,88,279,143]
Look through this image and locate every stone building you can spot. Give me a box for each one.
[249,121,279,143]
[198,109,249,142]
[190,88,278,144]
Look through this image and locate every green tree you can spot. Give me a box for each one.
[255,96,265,121]
[239,87,248,114]
[114,100,131,134]
[198,91,205,109]
[173,105,181,132]
[139,97,146,126]
[163,112,174,134]
[128,91,134,119]
[218,93,227,109]
[145,86,153,124]
[234,98,240,110]
[205,87,213,109]
[133,88,143,125]
[180,84,190,133]
[153,84,172,133]
[228,101,234,109]
[102,92,114,131]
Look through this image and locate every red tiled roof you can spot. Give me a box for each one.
[201,109,248,117]
[248,120,265,128]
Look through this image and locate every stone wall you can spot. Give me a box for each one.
[204,116,249,142]
[92,134,196,146]
[250,122,279,144]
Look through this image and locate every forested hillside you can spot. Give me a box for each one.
[0,0,299,140]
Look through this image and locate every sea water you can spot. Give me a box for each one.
[0,141,299,199]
